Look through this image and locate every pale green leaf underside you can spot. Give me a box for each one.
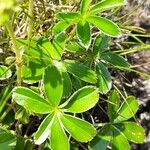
[12,87,52,114]
[61,114,96,142]
[34,113,54,145]
[64,86,99,113]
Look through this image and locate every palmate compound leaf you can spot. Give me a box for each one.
[12,87,53,114]
[0,65,12,80]
[87,16,121,37]
[76,21,91,48]
[60,114,96,142]
[114,96,139,122]
[90,0,126,15]
[96,62,112,94]
[115,122,145,143]
[90,124,111,150]
[62,86,99,113]
[43,65,63,106]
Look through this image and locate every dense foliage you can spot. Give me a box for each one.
[0,0,148,150]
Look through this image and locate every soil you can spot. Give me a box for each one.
[125,0,150,149]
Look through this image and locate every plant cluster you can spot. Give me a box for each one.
[0,0,147,150]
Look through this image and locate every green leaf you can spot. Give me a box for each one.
[101,52,130,67]
[52,16,78,35]
[65,41,84,53]
[34,113,54,145]
[90,124,111,150]
[115,122,145,143]
[18,38,52,62]
[55,62,72,98]
[112,126,130,150]
[65,60,97,84]
[63,86,99,113]
[16,136,32,150]
[22,59,47,84]
[96,62,112,94]
[0,127,16,150]
[50,116,69,150]
[62,71,72,98]
[87,16,121,37]
[52,21,70,35]
[93,35,109,56]
[0,85,12,114]
[18,37,52,84]
[80,0,92,14]
[107,90,120,121]
[0,65,12,80]
[76,21,91,48]
[61,114,96,142]
[90,0,126,14]
[43,65,63,106]
[70,143,79,150]
[51,33,67,60]
[12,87,52,114]
[56,12,80,22]
[15,107,30,124]
[114,96,139,122]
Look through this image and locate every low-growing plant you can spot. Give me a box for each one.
[0,0,147,150]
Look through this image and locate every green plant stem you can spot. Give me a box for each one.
[0,102,15,123]
[28,0,33,40]
[6,23,22,86]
